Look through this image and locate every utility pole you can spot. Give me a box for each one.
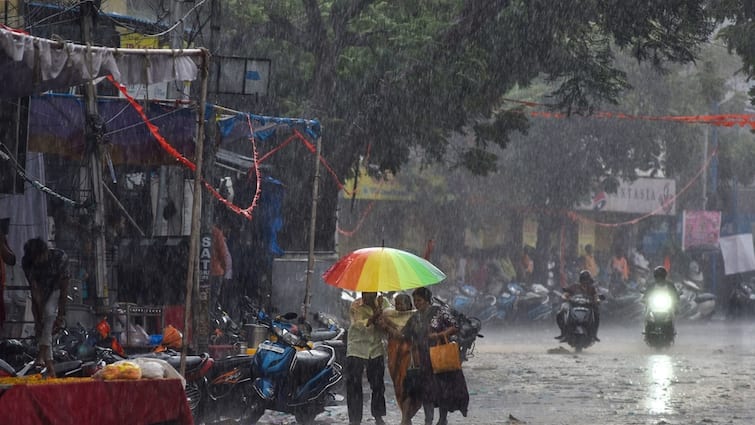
[303,136,322,320]
[193,0,222,354]
[79,0,109,310]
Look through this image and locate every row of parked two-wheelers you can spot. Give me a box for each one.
[439,276,717,354]
[443,277,717,327]
[0,297,483,425]
[0,303,351,425]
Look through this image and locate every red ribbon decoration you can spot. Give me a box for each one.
[107,75,255,220]
[501,98,755,128]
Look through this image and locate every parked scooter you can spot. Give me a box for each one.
[193,352,255,424]
[247,310,343,425]
[434,296,483,361]
[508,282,557,323]
[0,336,106,378]
[729,279,755,318]
[451,284,497,321]
[132,325,215,421]
[677,280,716,321]
[643,286,676,350]
[308,311,347,368]
[210,301,242,345]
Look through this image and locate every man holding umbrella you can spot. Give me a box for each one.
[322,246,448,425]
[346,291,392,425]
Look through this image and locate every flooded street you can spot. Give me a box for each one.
[464,320,755,425]
[260,320,755,425]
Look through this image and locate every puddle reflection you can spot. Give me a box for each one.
[645,354,675,414]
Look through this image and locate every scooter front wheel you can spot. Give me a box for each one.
[246,395,266,424]
[294,412,316,425]
[294,404,323,425]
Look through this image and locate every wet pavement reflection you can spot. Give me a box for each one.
[644,354,674,415]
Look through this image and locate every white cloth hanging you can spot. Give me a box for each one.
[0,26,203,98]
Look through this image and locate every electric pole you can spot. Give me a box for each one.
[79,0,109,311]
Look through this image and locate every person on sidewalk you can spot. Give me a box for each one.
[21,237,70,377]
[0,219,16,328]
[346,291,391,425]
[209,222,232,312]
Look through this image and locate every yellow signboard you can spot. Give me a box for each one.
[119,33,160,49]
[342,167,414,201]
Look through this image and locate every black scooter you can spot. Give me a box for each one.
[434,296,483,361]
[729,280,755,318]
[561,294,599,353]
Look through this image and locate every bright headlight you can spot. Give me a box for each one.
[649,292,672,312]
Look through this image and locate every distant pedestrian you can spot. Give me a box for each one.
[609,247,629,284]
[583,244,599,278]
[21,237,69,377]
[0,218,16,328]
[210,223,232,311]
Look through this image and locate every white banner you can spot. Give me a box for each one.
[577,177,676,215]
[719,234,755,275]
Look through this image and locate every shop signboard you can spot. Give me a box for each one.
[577,177,676,215]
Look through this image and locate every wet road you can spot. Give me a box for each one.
[258,320,755,425]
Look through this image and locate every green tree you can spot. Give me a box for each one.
[708,0,755,107]
[208,1,722,251]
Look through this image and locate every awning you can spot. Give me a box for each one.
[29,93,196,165]
[0,26,203,99]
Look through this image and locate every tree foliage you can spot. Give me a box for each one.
[215,0,719,174]
[196,0,749,252]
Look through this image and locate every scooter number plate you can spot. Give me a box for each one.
[259,342,285,354]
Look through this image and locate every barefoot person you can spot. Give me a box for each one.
[21,238,70,377]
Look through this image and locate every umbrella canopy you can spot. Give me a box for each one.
[322,247,446,292]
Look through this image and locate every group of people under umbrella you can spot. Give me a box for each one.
[323,247,469,425]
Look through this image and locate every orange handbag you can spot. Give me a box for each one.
[429,336,461,374]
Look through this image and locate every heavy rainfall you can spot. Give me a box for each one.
[0,1,754,425]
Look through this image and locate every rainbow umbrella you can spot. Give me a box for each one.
[322,247,446,292]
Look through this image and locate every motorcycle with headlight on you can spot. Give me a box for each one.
[643,288,676,349]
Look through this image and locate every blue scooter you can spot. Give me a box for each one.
[247,311,343,425]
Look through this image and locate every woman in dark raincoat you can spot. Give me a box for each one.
[401,287,469,425]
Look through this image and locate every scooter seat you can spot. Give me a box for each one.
[310,329,340,341]
[291,347,334,390]
[135,352,205,371]
[294,347,332,370]
[695,293,716,303]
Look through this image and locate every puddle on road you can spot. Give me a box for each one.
[644,354,675,415]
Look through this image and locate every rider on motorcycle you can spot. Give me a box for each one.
[643,266,680,309]
[555,270,601,342]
